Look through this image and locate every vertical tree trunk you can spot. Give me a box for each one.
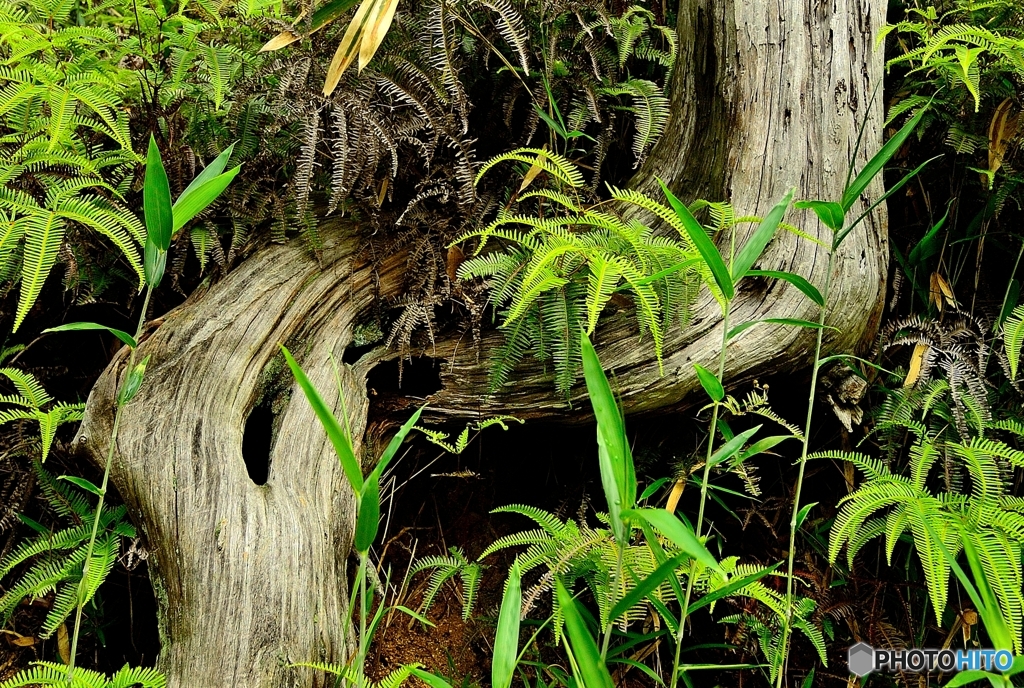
[77,231,407,687]
[75,0,888,685]
[424,0,888,415]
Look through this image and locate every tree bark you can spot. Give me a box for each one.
[76,0,888,685]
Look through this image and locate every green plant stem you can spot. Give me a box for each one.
[66,285,152,681]
[668,304,730,688]
[775,248,835,688]
[357,551,368,688]
[600,540,625,659]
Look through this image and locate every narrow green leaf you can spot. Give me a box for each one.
[840,156,940,247]
[731,190,793,281]
[626,258,700,289]
[58,475,103,496]
[657,178,733,300]
[622,508,722,573]
[533,104,569,139]
[17,513,48,534]
[687,562,781,613]
[841,105,926,212]
[962,536,1014,651]
[640,477,670,501]
[609,553,687,621]
[707,425,762,469]
[728,318,831,340]
[793,200,845,232]
[745,270,824,306]
[410,669,455,688]
[795,502,818,529]
[390,605,436,627]
[555,579,615,688]
[176,143,236,204]
[581,332,636,543]
[144,135,173,252]
[44,322,137,349]
[371,405,425,480]
[908,205,950,266]
[692,363,724,402]
[738,435,795,462]
[492,562,522,688]
[281,345,363,492]
[353,475,380,553]
[144,236,167,288]
[117,355,149,406]
[171,167,240,233]
[606,658,666,686]
[261,0,362,52]
[638,520,687,615]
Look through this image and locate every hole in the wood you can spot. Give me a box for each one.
[342,340,377,365]
[367,357,443,398]
[241,399,274,485]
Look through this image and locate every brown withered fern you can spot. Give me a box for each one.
[209,0,678,373]
[878,308,991,435]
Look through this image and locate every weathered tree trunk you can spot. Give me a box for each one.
[76,0,887,685]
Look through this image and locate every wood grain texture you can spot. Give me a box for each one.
[77,230,409,687]
[75,0,888,684]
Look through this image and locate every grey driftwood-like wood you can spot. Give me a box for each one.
[76,0,888,685]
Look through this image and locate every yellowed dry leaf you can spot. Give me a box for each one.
[257,8,310,52]
[904,343,929,388]
[376,177,388,206]
[961,609,978,646]
[928,272,943,311]
[988,98,1019,180]
[935,272,955,301]
[358,0,399,71]
[10,635,35,647]
[928,272,956,312]
[258,30,301,52]
[57,623,70,664]
[446,244,465,283]
[323,0,378,95]
[664,479,685,514]
[519,146,548,193]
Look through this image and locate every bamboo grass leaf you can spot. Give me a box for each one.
[353,475,380,553]
[693,363,724,402]
[745,270,824,306]
[728,318,832,340]
[43,322,137,349]
[581,332,636,543]
[492,562,522,688]
[793,200,845,232]
[658,178,733,300]
[622,508,722,573]
[555,579,614,688]
[841,106,927,212]
[608,553,686,621]
[731,190,793,281]
[143,136,172,252]
[281,346,363,492]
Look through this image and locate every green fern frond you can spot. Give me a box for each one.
[1003,305,1024,380]
[597,79,670,166]
[474,148,585,188]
